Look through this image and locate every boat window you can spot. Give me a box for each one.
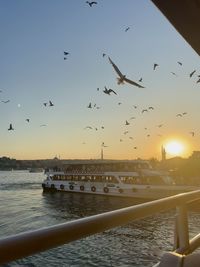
[144,176,166,185]
[119,176,138,184]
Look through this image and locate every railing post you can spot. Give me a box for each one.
[175,205,190,254]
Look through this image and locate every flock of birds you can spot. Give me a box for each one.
[81,54,200,148]
[2,0,200,156]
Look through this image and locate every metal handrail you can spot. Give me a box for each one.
[1,190,200,265]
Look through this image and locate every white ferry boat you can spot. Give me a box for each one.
[42,160,198,200]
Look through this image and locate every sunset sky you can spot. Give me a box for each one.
[0,0,200,160]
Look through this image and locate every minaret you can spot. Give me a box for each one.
[161,145,166,161]
[101,147,103,160]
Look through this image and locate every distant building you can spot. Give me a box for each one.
[161,145,166,161]
[190,151,200,159]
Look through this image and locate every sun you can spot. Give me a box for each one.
[164,140,184,156]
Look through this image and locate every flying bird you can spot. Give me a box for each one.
[64,51,69,56]
[189,131,195,137]
[125,120,130,125]
[84,126,92,129]
[49,101,54,106]
[43,102,48,106]
[153,63,159,70]
[196,78,200,83]
[8,124,14,131]
[108,57,145,88]
[103,86,117,95]
[87,102,92,108]
[177,61,182,66]
[86,1,97,7]
[138,78,143,82]
[2,100,10,103]
[102,53,106,57]
[40,124,47,127]
[142,109,148,113]
[148,106,154,110]
[171,72,177,76]
[26,119,30,122]
[101,142,108,147]
[176,113,182,117]
[189,70,196,78]
[125,27,130,32]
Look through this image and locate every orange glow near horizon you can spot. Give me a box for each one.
[163,138,190,157]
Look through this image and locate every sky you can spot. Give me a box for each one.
[0,0,200,160]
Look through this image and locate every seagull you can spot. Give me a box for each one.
[86,1,97,7]
[133,105,137,109]
[103,86,117,95]
[189,131,195,137]
[26,119,30,122]
[139,78,143,82]
[49,101,54,106]
[190,70,196,78]
[87,102,92,108]
[125,120,130,125]
[64,51,69,56]
[43,102,48,106]
[196,78,200,83]
[177,61,182,66]
[148,106,154,110]
[84,126,92,129]
[153,63,159,70]
[176,113,182,117]
[125,27,130,32]
[182,112,187,115]
[142,109,148,113]
[2,100,10,103]
[101,142,108,147]
[8,123,14,130]
[171,72,177,76]
[108,57,145,88]
[102,53,106,57]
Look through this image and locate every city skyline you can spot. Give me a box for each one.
[1,1,200,160]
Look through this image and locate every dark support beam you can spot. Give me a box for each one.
[151,0,200,56]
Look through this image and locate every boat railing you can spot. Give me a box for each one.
[1,190,200,266]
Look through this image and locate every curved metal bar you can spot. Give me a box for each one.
[0,190,200,265]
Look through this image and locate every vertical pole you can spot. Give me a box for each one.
[175,205,190,254]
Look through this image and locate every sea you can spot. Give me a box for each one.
[0,171,200,267]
